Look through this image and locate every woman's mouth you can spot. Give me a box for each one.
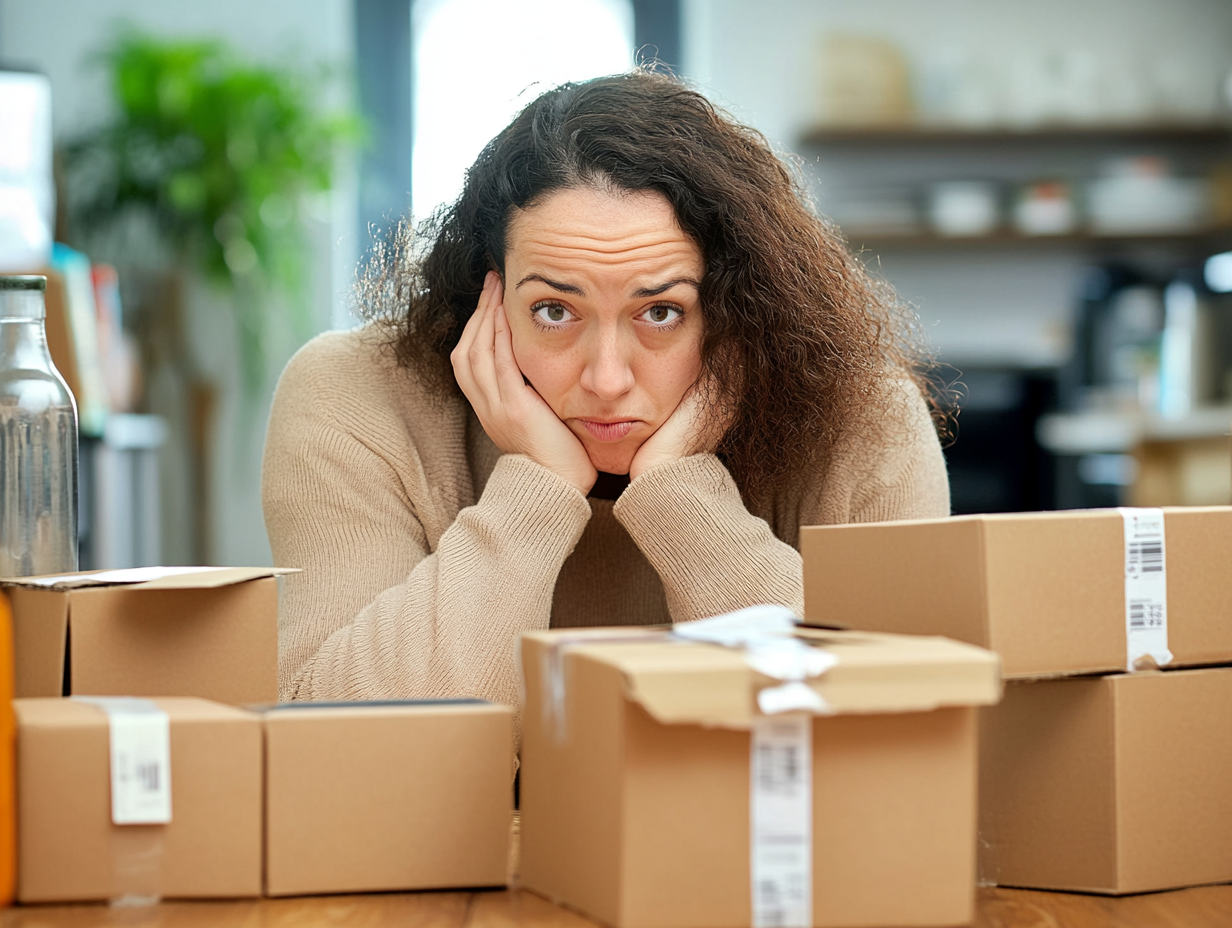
[575,419,639,442]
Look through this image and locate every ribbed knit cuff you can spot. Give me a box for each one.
[613,454,803,621]
[467,453,593,564]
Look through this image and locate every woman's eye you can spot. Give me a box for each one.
[642,304,683,326]
[532,302,575,326]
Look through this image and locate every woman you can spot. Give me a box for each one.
[263,70,949,706]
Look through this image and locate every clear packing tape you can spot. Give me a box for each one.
[536,628,671,742]
[72,697,171,907]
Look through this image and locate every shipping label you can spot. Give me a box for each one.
[751,713,812,928]
[75,697,172,825]
[1118,507,1173,672]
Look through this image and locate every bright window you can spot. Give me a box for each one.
[411,0,634,221]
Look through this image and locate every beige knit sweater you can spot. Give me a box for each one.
[263,327,949,705]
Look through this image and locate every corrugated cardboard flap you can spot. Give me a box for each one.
[2,565,299,592]
[552,629,1001,729]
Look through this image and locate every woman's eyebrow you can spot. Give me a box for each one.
[631,277,700,298]
[516,274,584,295]
[515,274,701,298]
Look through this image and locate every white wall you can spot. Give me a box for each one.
[1,0,353,136]
[681,0,1232,368]
[0,0,356,568]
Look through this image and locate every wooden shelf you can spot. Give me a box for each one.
[801,123,1232,147]
[838,227,1232,249]
[1037,406,1232,454]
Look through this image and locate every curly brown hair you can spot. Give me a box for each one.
[359,69,938,504]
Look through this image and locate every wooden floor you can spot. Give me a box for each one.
[3,884,1232,928]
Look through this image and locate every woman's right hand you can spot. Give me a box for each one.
[452,271,598,494]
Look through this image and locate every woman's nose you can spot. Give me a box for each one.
[579,328,635,401]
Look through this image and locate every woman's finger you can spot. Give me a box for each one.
[452,272,495,381]
[491,300,525,403]
[466,275,502,404]
[457,272,494,352]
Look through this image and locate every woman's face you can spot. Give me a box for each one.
[503,186,705,475]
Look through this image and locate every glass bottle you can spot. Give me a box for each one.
[0,276,78,576]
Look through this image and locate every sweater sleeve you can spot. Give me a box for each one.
[612,455,804,621]
[262,341,592,706]
[609,375,950,624]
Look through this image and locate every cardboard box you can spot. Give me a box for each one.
[7,566,286,704]
[519,626,1001,928]
[979,668,1232,894]
[16,696,263,902]
[800,507,1232,679]
[263,699,514,896]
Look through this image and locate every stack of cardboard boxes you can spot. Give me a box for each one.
[6,564,1009,927]
[801,506,1232,895]
[6,566,514,903]
[20,502,1223,922]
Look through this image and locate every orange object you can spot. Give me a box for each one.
[0,591,14,906]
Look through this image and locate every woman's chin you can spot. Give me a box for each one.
[585,443,637,476]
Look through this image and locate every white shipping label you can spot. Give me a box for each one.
[75,698,172,825]
[750,713,812,928]
[1118,508,1173,672]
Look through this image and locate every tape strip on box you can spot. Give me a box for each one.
[674,607,831,928]
[539,607,830,926]
[536,630,671,742]
[1118,507,1173,672]
[751,713,813,928]
[74,697,171,906]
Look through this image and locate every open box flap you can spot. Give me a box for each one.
[530,628,1002,730]
[2,565,299,592]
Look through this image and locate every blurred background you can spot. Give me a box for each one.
[1,0,1231,568]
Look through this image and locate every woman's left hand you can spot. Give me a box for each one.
[628,377,731,480]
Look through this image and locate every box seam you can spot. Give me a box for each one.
[977,520,993,652]
[616,671,631,928]
[261,717,271,896]
[1108,679,1123,893]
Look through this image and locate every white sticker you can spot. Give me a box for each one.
[674,605,800,647]
[676,606,839,716]
[757,681,832,716]
[75,698,172,825]
[21,565,226,587]
[1118,508,1173,672]
[751,713,812,928]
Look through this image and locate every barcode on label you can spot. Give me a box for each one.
[756,743,802,795]
[1127,541,1163,574]
[754,873,809,928]
[1128,599,1164,629]
[134,761,161,793]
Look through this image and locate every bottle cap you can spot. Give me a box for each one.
[0,276,47,291]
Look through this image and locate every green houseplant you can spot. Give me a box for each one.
[64,31,363,393]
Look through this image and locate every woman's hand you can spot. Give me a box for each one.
[628,376,730,481]
[452,272,598,493]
